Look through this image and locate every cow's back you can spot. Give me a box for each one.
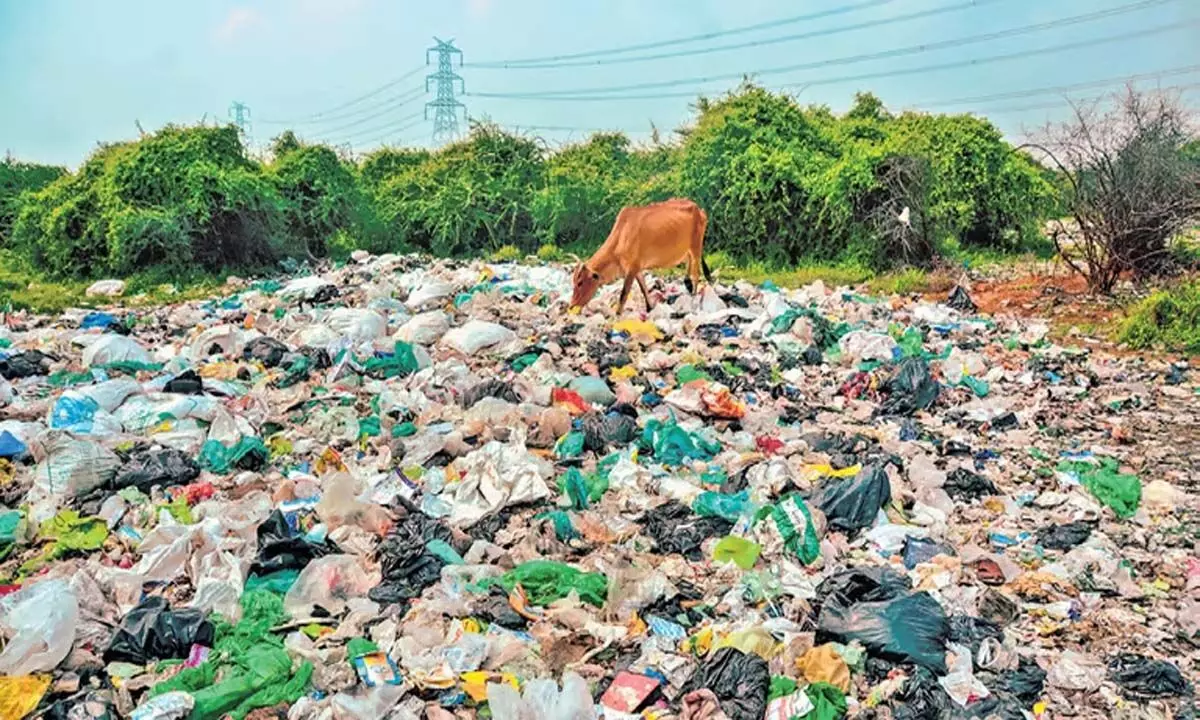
[613,199,703,270]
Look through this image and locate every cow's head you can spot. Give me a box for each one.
[569,263,602,311]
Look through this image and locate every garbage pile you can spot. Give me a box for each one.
[0,252,1194,720]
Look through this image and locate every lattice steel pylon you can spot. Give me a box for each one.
[425,38,465,143]
[228,101,252,147]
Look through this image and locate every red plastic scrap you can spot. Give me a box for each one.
[756,435,784,455]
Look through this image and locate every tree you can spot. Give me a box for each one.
[1028,88,1200,293]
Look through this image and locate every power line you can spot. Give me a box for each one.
[469,19,1200,102]
[259,65,424,125]
[466,0,1179,99]
[918,64,1200,108]
[317,110,425,146]
[978,81,1200,115]
[468,0,896,68]
[259,86,424,127]
[292,87,426,139]
[471,0,1005,71]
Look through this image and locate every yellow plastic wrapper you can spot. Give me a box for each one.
[461,671,517,702]
[612,319,663,341]
[0,675,51,720]
[609,365,638,382]
[714,627,779,660]
[796,643,852,692]
[802,463,861,481]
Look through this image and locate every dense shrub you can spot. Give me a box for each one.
[7,85,1059,279]
[1120,280,1200,352]
[12,126,295,278]
[0,158,65,243]
[270,142,371,257]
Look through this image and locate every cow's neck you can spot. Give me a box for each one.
[587,245,624,285]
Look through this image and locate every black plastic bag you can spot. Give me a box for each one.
[947,285,978,313]
[892,666,951,720]
[163,369,204,395]
[1036,521,1093,551]
[299,345,332,370]
[103,596,214,665]
[250,510,339,577]
[244,336,290,368]
[0,350,53,379]
[679,648,770,720]
[111,446,201,493]
[943,467,997,501]
[996,657,1047,704]
[474,585,528,630]
[880,357,940,416]
[817,463,891,535]
[815,567,912,606]
[586,340,631,372]
[461,379,520,408]
[977,588,1020,626]
[581,412,638,453]
[902,536,956,569]
[369,508,455,606]
[947,615,1003,656]
[817,591,949,672]
[641,501,733,561]
[1107,653,1189,698]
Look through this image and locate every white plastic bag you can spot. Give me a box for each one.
[81,334,152,367]
[188,324,244,359]
[393,311,450,345]
[444,440,552,527]
[85,279,126,297]
[280,275,335,301]
[838,331,898,363]
[442,320,516,356]
[405,280,455,310]
[28,432,120,521]
[284,555,380,619]
[326,308,388,342]
[0,579,79,675]
[487,672,595,720]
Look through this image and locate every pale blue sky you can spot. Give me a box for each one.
[2,0,1198,167]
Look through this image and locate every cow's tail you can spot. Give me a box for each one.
[696,207,713,284]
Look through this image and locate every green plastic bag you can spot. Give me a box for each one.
[558,467,607,509]
[675,364,711,384]
[693,490,754,522]
[535,510,579,541]
[1061,458,1142,519]
[640,417,722,466]
[768,675,799,701]
[358,416,381,438]
[244,569,299,595]
[392,421,417,438]
[766,494,821,565]
[712,535,761,569]
[274,355,311,389]
[485,561,608,607]
[40,510,107,553]
[199,437,269,474]
[362,342,420,379]
[149,591,310,720]
[555,431,586,459]
[806,681,848,720]
[426,539,464,565]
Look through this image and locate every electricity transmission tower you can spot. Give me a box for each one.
[425,38,466,143]
[228,101,253,147]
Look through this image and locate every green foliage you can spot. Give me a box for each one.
[269,143,369,257]
[8,85,1057,278]
[0,157,65,243]
[11,125,296,278]
[1119,280,1200,352]
[536,243,564,262]
[491,244,522,262]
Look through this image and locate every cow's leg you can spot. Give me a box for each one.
[635,272,653,310]
[687,254,703,296]
[616,274,634,315]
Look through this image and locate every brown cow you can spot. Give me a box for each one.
[569,198,712,314]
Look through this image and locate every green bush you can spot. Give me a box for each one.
[1119,281,1200,352]
[0,158,65,243]
[269,143,370,257]
[536,243,564,262]
[491,244,522,262]
[12,125,295,278]
[6,85,1058,279]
